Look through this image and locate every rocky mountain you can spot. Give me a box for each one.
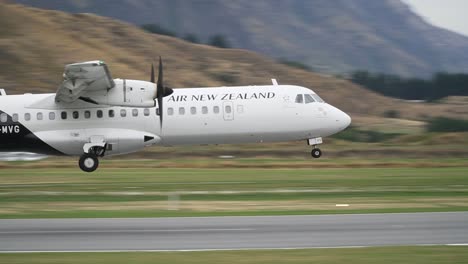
[14,0,468,77]
[1,1,468,121]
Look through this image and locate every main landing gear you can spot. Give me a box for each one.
[79,142,106,173]
[79,153,99,172]
[307,137,323,159]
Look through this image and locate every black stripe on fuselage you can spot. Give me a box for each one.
[0,110,64,155]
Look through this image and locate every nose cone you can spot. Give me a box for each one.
[329,105,351,133]
[341,111,352,129]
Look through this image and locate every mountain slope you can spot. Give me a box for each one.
[1,1,468,121]
[14,0,468,77]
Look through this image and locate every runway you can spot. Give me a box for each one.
[1,212,467,252]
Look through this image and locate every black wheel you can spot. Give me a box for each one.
[311,148,322,159]
[79,153,99,172]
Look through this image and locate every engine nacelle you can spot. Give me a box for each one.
[86,79,157,107]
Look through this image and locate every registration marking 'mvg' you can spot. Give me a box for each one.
[1,125,20,134]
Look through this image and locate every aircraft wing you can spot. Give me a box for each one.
[55,61,115,103]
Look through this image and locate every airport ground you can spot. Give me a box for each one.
[1,246,467,264]
[1,133,467,263]
[0,158,467,218]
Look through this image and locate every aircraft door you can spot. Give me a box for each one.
[123,79,131,104]
[223,101,234,121]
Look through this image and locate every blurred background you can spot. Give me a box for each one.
[1,1,468,262]
[1,0,468,211]
[2,0,468,161]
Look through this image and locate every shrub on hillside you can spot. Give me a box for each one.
[183,33,200,44]
[141,24,177,37]
[278,59,311,71]
[332,126,401,142]
[383,110,400,119]
[208,34,231,48]
[212,72,238,84]
[427,117,468,132]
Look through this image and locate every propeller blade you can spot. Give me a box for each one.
[154,57,174,128]
[158,95,163,129]
[157,57,164,129]
[157,57,163,91]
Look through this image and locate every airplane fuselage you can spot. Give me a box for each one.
[0,84,351,158]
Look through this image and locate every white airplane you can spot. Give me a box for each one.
[0,59,351,172]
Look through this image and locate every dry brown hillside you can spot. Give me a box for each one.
[15,0,468,77]
[1,1,468,121]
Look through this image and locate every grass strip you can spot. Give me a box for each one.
[0,246,467,264]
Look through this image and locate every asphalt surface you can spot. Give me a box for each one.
[1,212,467,252]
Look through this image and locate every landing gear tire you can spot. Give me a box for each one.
[311,148,322,159]
[79,153,99,172]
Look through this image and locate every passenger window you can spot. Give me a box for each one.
[295,94,304,104]
[225,105,232,113]
[213,106,220,114]
[132,109,138,117]
[202,106,208,114]
[61,112,67,120]
[109,110,115,118]
[97,110,103,118]
[190,107,196,115]
[25,113,31,121]
[12,114,18,122]
[179,107,185,115]
[168,107,174,116]
[0,113,7,122]
[84,111,91,119]
[144,108,150,116]
[304,94,315,104]
[49,112,55,120]
[120,109,127,117]
[37,112,43,120]
[72,111,79,119]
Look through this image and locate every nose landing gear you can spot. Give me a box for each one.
[311,148,322,158]
[307,137,323,159]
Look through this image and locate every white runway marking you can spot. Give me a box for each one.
[335,204,350,207]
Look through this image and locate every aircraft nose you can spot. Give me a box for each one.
[342,111,351,129]
[330,106,351,132]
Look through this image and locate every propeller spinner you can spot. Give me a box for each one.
[151,57,173,129]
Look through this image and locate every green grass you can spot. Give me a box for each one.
[0,166,467,218]
[2,207,468,219]
[1,246,467,264]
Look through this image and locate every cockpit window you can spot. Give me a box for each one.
[312,94,324,103]
[295,94,304,104]
[304,94,316,104]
